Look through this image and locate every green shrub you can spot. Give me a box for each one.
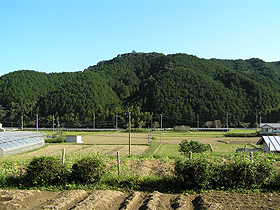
[71,156,106,183]
[122,128,149,133]
[45,136,65,143]
[175,155,276,190]
[24,156,68,186]
[179,140,210,154]
[224,132,258,137]
[175,158,213,190]
[173,125,190,132]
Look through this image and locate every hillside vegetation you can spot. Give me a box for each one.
[1,52,280,128]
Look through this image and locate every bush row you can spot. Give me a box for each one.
[225,132,258,137]
[175,156,275,190]
[24,156,106,186]
[3,154,280,192]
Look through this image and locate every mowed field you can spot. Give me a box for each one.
[3,130,260,161]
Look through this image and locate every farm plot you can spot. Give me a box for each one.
[9,144,149,160]
[0,189,279,209]
[73,145,149,156]
[157,133,259,145]
[82,132,150,144]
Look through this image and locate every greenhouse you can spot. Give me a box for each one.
[0,132,45,156]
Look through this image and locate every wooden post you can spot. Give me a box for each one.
[129,112,131,156]
[244,133,247,152]
[250,151,253,162]
[160,114,162,144]
[117,151,120,175]
[189,151,192,160]
[269,143,271,154]
[209,144,213,152]
[62,148,65,164]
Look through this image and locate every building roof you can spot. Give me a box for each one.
[260,123,280,129]
[257,136,280,152]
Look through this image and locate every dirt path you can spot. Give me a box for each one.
[0,189,279,209]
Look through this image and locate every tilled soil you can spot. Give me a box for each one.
[0,189,279,210]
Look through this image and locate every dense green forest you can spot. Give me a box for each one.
[1,52,280,128]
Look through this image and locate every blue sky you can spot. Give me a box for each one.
[1,0,279,76]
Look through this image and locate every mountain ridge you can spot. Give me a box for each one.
[0,52,280,128]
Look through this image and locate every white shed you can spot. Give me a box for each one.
[66,135,83,143]
[257,136,280,153]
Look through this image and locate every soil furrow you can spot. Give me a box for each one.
[120,191,145,210]
[143,191,174,210]
[172,194,193,210]
[34,190,88,210]
[72,190,126,210]
[0,190,280,209]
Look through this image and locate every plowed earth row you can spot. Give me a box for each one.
[0,189,279,210]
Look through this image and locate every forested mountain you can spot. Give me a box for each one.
[1,52,280,128]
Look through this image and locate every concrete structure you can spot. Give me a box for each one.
[257,136,280,153]
[66,135,83,143]
[260,123,280,134]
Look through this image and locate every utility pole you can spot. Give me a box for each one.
[52,115,55,136]
[197,114,199,129]
[226,113,229,131]
[160,114,163,143]
[151,114,153,129]
[148,127,150,143]
[115,114,118,129]
[256,110,258,131]
[129,111,131,155]
[21,116,23,130]
[93,114,96,131]
[36,114,38,137]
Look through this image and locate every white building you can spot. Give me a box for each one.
[260,123,280,134]
[66,135,83,143]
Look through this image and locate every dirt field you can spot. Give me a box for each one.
[0,189,279,209]
[82,132,150,144]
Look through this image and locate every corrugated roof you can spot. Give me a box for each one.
[257,136,280,152]
[260,123,280,128]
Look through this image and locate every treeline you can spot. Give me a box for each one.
[1,52,280,128]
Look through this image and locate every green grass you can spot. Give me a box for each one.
[153,143,251,155]
[154,144,180,156]
[227,128,259,134]
[158,131,225,138]
[142,141,160,156]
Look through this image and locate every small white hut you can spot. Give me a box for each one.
[66,135,83,143]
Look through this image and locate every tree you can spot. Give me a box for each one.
[178,140,210,154]
[214,120,222,128]
[204,121,213,128]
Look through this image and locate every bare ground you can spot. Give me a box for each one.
[0,189,279,210]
